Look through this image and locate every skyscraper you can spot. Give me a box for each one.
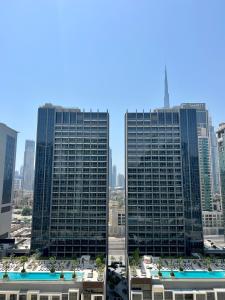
[109,148,112,188]
[117,173,125,188]
[125,107,203,256]
[164,66,170,108]
[31,104,109,257]
[209,118,220,195]
[0,123,17,239]
[217,123,225,233]
[22,140,35,191]
[180,103,213,211]
[112,165,117,188]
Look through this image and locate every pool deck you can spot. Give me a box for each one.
[130,256,225,281]
[0,259,103,282]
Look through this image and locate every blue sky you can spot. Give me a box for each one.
[1,0,225,174]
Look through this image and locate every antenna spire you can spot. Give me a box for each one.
[164,66,170,108]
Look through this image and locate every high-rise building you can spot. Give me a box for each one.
[180,103,213,211]
[209,118,220,195]
[125,107,203,256]
[112,165,117,188]
[117,173,125,188]
[22,140,35,191]
[109,148,112,188]
[217,123,225,233]
[31,104,109,257]
[0,123,17,239]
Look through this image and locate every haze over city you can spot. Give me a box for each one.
[1,0,225,173]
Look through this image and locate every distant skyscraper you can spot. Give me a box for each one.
[22,140,35,191]
[164,66,170,108]
[125,107,203,256]
[117,173,125,188]
[209,118,220,195]
[20,165,23,178]
[109,148,112,188]
[180,103,213,211]
[0,123,17,239]
[112,165,117,188]
[31,104,109,257]
[217,123,225,234]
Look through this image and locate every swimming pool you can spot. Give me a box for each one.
[152,270,225,279]
[0,271,84,281]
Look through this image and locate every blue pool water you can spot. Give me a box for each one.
[0,271,84,281]
[152,270,225,279]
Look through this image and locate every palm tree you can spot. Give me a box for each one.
[170,260,175,277]
[2,260,10,279]
[9,254,15,264]
[20,256,28,273]
[132,248,140,266]
[95,257,103,270]
[34,249,41,260]
[157,258,162,277]
[59,262,64,279]
[179,257,184,272]
[49,256,56,273]
[205,257,212,272]
[72,258,78,279]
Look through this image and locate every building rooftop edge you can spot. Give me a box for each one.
[40,103,109,113]
[0,123,18,133]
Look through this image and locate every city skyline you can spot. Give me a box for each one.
[1,1,225,174]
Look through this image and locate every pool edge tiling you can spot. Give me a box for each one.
[152,270,225,279]
[0,271,84,281]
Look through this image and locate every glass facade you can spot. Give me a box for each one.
[31,105,109,257]
[125,108,203,256]
[181,103,213,211]
[31,107,55,251]
[217,124,225,234]
[2,135,16,205]
[180,109,203,254]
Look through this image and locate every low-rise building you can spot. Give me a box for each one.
[109,200,125,237]
[202,210,224,235]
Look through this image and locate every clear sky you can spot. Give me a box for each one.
[1,0,225,174]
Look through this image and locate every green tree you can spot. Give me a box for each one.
[179,257,184,272]
[49,256,56,273]
[21,207,32,216]
[2,260,10,279]
[59,262,64,279]
[132,248,140,265]
[20,256,28,273]
[72,258,78,279]
[157,258,162,277]
[95,257,102,269]
[205,257,212,272]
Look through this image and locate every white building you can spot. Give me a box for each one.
[0,123,17,239]
[22,140,35,191]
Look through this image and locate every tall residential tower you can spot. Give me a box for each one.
[125,107,203,256]
[180,103,213,211]
[0,123,17,239]
[31,104,109,257]
[217,123,225,233]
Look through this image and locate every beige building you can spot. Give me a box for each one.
[202,210,224,236]
[108,200,125,237]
